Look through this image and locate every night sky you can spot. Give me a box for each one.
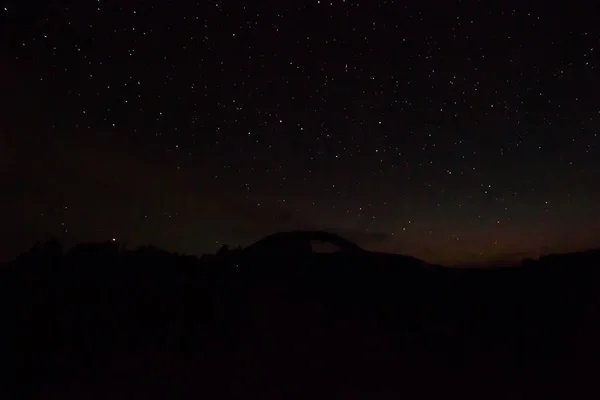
[2,1,599,265]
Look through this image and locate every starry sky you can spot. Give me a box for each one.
[2,0,599,265]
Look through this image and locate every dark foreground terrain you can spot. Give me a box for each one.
[2,234,600,398]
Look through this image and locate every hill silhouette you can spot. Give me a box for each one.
[2,231,600,398]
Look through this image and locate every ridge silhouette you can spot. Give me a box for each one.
[2,231,600,397]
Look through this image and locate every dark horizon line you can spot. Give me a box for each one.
[6,234,600,269]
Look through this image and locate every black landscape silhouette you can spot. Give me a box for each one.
[2,231,600,398]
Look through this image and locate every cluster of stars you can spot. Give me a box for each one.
[3,1,600,264]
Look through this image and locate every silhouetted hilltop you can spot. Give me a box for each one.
[2,232,600,397]
[538,248,600,266]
